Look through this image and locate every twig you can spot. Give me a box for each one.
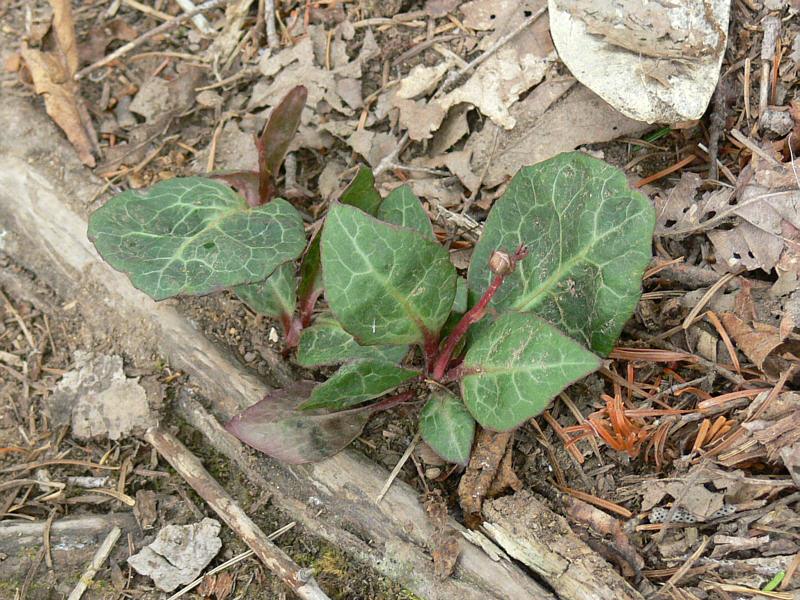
[653,536,709,598]
[681,272,735,329]
[435,5,548,96]
[376,432,420,504]
[374,132,409,177]
[67,526,122,600]
[175,0,215,34]
[144,428,331,600]
[122,0,172,21]
[74,0,227,79]
[758,16,780,128]
[730,129,782,166]
[265,0,278,49]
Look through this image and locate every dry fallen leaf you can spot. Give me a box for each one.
[457,429,522,528]
[720,312,800,377]
[20,0,98,166]
[466,81,647,188]
[424,490,461,580]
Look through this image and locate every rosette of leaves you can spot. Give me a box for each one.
[227,152,655,466]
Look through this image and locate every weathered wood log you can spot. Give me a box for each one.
[0,95,549,599]
[482,491,645,600]
[0,512,140,582]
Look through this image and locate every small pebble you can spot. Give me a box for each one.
[243,351,256,362]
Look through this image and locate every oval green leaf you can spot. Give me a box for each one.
[339,166,382,215]
[461,312,600,431]
[296,317,408,367]
[233,261,297,321]
[88,177,307,300]
[419,389,475,466]
[300,359,420,411]
[377,185,434,239]
[467,152,655,355]
[321,203,457,346]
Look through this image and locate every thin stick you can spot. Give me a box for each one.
[682,272,735,329]
[730,129,782,166]
[175,0,214,34]
[144,428,331,600]
[376,432,420,504]
[75,0,227,80]
[435,5,547,96]
[265,0,278,48]
[122,0,172,21]
[67,526,122,600]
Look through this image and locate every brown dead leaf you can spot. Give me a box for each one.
[20,0,97,167]
[424,490,461,580]
[457,429,521,528]
[564,496,644,577]
[21,45,97,167]
[78,19,138,65]
[720,312,800,376]
[740,392,800,487]
[467,82,647,187]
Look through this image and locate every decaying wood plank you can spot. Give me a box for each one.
[0,512,140,582]
[482,490,645,600]
[0,96,549,600]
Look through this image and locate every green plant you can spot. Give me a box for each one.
[87,88,655,465]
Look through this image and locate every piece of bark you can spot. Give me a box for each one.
[0,94,550,600]
[0,513,140,583]
[482,490,645,600]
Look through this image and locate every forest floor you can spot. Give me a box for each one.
[1,0,799,599]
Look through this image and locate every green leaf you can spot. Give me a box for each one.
[296,317,409,367]
[297,166,382,314]
[467,152,655,355]
[452,277,468,313]
[419,389,475,466]
[461,312,600,431]
[88,177,306,300]
[226,381,370,464]
[297,231,323,317]
[340,166,382,215]
[377,185,434,239]
[233,261,296,320]
[300,359,420,411]
[321,203,457,346]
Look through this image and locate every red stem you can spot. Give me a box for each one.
[370,390,416,413]
[282,314,302,350]
[430,245,527,381]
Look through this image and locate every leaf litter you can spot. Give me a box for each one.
[6,0,800,597]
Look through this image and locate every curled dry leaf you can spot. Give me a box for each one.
[424,491,462,580]
[466,82,647,188]
[457,429,522,528]
[20,0,97,166]
[720,312,800,377]
[549,0,730,123]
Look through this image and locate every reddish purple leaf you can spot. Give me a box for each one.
[225,381,370,464]
[257,85,308,203]
[209,171,261,207]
